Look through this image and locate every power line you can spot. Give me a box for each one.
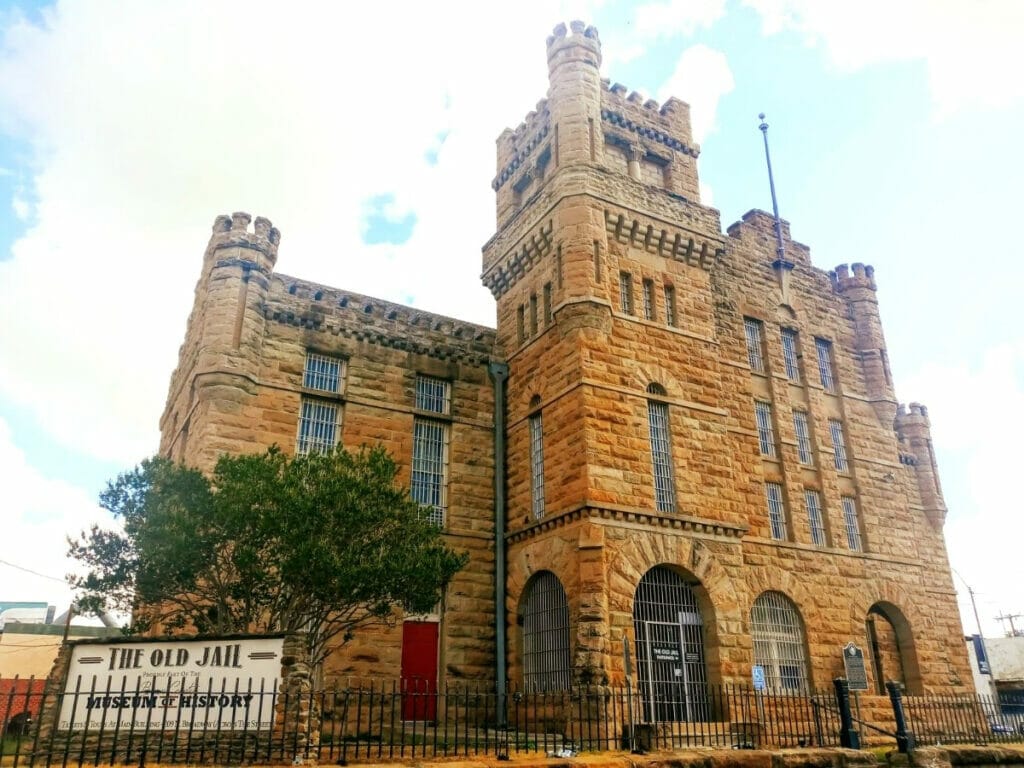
[0,558,68,584]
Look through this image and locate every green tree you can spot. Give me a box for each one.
[69,445,468,666]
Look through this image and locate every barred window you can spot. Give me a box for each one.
[829,419,849,472]
[529,410,546,519]
[781,329,800,381]
[751,592,810,692]
[304,352,345,393]
[517,305,525,344]
[842,496,863,551]
[620,272,634,314]
[529,294,538,335]
[793,411,813,465]
[804,490,827,547]
[642,278,655,321]
[647,384,675,513]
[296,399,339,455]
[815,338,836,391]
[415,375,450,414]
[755,401,776,457]
[521,572,571,691]
[664,286,677,327]
[744,318,765,373]
[412,418,449,526]
[765,482,787,540]
[543,283,553,325]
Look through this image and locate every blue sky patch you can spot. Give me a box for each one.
[361,194,416,245]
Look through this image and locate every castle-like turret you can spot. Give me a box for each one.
[830,262,897,425]
[895,402,947,529]
[159,212,280,469]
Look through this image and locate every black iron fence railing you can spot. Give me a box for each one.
[2,674,1023,766]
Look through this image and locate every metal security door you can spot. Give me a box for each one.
[633,567,710,722]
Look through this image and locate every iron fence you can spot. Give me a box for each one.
[4,674,1023,766]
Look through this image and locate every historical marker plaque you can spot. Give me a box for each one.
[843,642,869,691]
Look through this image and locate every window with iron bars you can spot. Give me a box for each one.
[529,410,545,519]
[842,496,863,551]
[815,337,836,391]
[620,272,634,314]
[755,400,776,457]
[804,490,827,547]
[765,482,787,540]
[744,318,765,373]
[793,411,813,465]
[543,283,552,325]
[647,384,675,513]
[664,285,677,327]
[303,352,345,393]
[296,399,339,455]
[751,591,810,692]
[829,418,849,472]
[521,571,572,691]
[642,278,655,321]
[781,328,800,381]
[412,376,451,526]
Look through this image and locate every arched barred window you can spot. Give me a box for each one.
[751,591,810,691]
[521,571,571,691]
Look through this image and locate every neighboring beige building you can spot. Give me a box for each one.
[159,22,972,711]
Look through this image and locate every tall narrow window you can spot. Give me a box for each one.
[842,496,863,551]
[297,353,345,454]
[744,318,765,373]
[642,278,655,320]
[765,482,787,540]
[543,283,553,325]
[815,338,836,391]
[412,376,451,527]
[529,294,538,335]
[804,490,826,546]
[829,418,849,472]
[793,411,813,465]
[781,329,800,381]
[529,403,546,520]
[754,401,776,457]
[620,272,634,314]
[517,305,525,344]
[647,384,675,513]
[751,592,810,692]
[664,286,677,327]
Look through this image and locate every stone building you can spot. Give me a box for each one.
[159,22,971,709]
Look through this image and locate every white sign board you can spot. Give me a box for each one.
[59,637,284,732]
[752,664,766,691]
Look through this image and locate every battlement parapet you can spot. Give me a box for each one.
[601,81,697,157]
[208,211,281,267]
[604,209,723,270]
[267,274,497,365]
[545,20,601,64]
[895,402,930,427]
[830,262,877,292]
[493,103,551,191]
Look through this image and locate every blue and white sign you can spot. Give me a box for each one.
[752,664,766,691]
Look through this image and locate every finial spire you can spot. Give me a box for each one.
[759,113,794,296]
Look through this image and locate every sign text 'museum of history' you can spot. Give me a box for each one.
[59,637,284,731]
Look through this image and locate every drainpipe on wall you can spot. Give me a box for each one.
[488,361,509,727]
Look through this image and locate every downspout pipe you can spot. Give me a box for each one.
[488,361,509,727]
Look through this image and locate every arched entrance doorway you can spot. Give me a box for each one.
[866,602,919,693]
[632,565,709,722]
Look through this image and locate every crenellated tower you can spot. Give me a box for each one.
[159,212,280,471]
[830,262,897,425]
[895,402,948,528]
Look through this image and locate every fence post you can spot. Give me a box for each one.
[885,681,915,753]
[833,678,860,749]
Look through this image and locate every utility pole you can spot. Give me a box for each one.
[996,613,1023,637]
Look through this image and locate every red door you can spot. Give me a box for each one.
[400,620,438,721]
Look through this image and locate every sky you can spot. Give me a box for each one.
[1,0,1022,641]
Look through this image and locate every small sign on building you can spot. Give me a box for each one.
[843,642,869,691]
[752,664,766,691]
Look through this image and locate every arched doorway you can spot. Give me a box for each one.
[632,565,709,722]
[866,602,917,693]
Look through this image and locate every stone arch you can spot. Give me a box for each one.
[628,362,686,401]
[849,582,923,695]
[866,601,921,695]
[750,590,813,691]
[517,570,572,691]
[607,531,739,687]
[741,565,819,687]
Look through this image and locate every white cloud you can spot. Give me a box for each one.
[0,416,112,610]
[657,44,735,144]
[634,0,727,40]
[744,0,1024,116]
[899,341,1024,635]
[0,1,605,465]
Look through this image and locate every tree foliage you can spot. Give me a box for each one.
[69,445,468,666]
